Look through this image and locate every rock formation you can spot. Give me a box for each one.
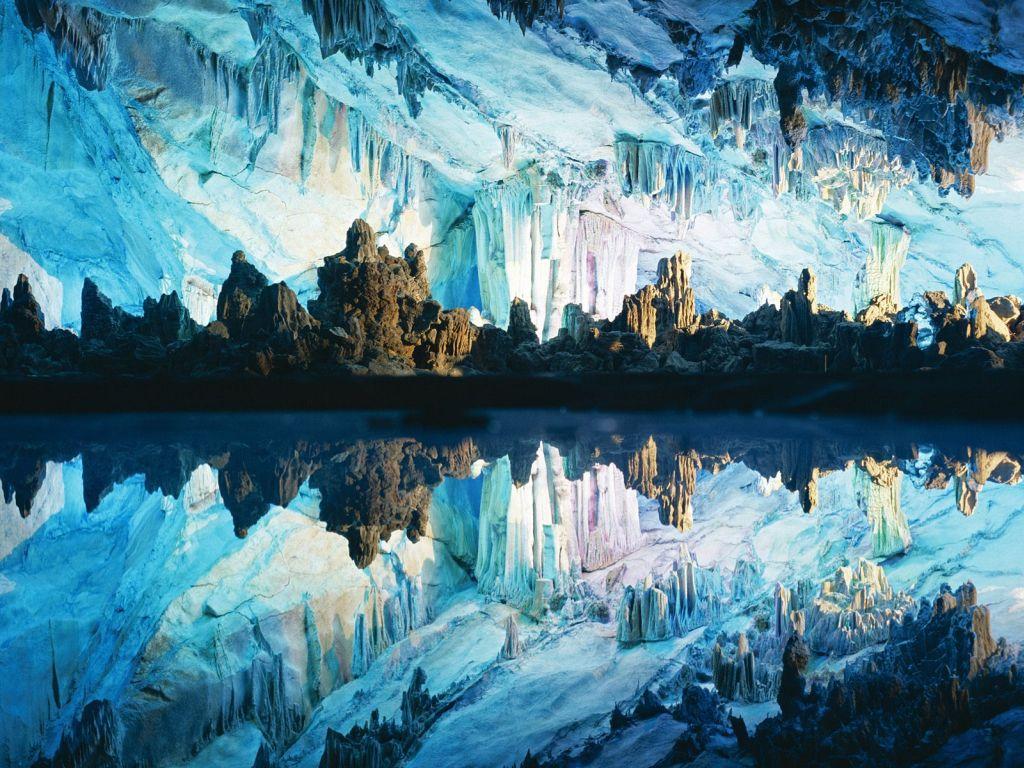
[3,225,1024,380]
[779,268,817,346]
[618,549,723,644]
[217,250,269,337]
[711,632,779,703]
[319,668,442,768]
[750,582,1016,766]
[499,614,525,660]
[800,559,914,656]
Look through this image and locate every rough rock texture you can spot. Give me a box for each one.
[801,559,914,656]
[3,229,1024,379]
[617,550,722,644]
[612,251,695,348]
[0,275,79,374]
[319,668,441,768]
[750,582,1019,767]
[217,251,269,337]
[712,632,779,704]
[780,268,818,346]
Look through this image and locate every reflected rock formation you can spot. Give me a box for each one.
[3,417,1024,767]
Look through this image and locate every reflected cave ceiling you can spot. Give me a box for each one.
[1,0,1023,332]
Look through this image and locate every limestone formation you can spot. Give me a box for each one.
[0,275,78,374]
[856,458,911,557]
[500,614,525,660]
[5,274,45,339]
[954,263,980,307]
[217,250,269,337]
[801,559,914,656]
[779,268,817,345]
[751,581,1013,766]
[775,632,810,718]
[618,549,723,644]
[711,633,779,703]
[82,278,198,357]
[612,251,695,347]
[508,297,539,347]
[3,222,1024,378]
[970,296,1011,343]
[319,667,441,768]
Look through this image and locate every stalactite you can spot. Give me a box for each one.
[346,105,421,212]
[801,124,911,219]
[16,0,112,89]
[497,124,520,170]
[474,452,572,609]
[472,171,580,336]
[487,0,564,32]
[565,212,639,324]
[614,138,713,219]
[299,0,434,115]
[567,462,642,572]
[709,78,777,150]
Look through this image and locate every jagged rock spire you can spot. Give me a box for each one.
[780,268,818,345]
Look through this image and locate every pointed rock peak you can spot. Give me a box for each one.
[954,262,979,306]
[509,297,538,346]
[1,287,12,314]
[341,218,379,262]
[798,268,816,304]
[231,249,247,263]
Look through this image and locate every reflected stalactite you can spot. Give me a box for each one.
[855,457,911,557]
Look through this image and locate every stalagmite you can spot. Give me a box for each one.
[780,268,818,345]
[617,548,724,644]
[711,632,780,703]
[800,559,914,656]
[319,667,441,768]
[499,614,525,660]
[853,220,910,314]
[954,263,980,307]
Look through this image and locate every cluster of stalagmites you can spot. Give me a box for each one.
[748,581,1021,766]
[617,548,723,644]
[318,667,441,768]
[4,220,1024,378]
[522,575,1024,768]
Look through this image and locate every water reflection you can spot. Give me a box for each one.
[1,413,1023,767]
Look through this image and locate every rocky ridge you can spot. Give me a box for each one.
[2,220,1024,380]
